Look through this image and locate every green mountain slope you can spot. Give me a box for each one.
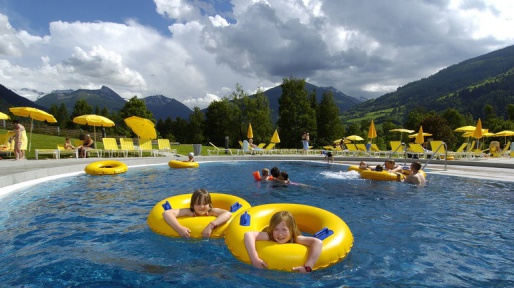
[343,44,514,123]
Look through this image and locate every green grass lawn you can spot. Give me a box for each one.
[0,129,219,159]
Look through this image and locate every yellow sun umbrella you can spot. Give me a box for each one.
[414,126,427,144]
[73,114,115,144]
[345,135,364,141]
[473,118,483,150]
[9,107,58,152]
[333,138,351,144]
[454,126,476,132]
[368,120,377,144]
[494,130,514,145]
[124,116,157,139]
[270,130,280,143]
[0,112,10,120]
[247,123,253,139]
[389,128,415,142]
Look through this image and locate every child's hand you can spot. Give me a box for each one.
[177,226,191,238]
[292,266,310,274]
[201,226,213,238]
[251,258,268,269]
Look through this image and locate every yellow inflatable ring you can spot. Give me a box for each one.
[360,169,426,181]
[147,193,251,238]
[348,165,370,173]
[168,160,199,169]
[85,160,128,175]
[224,203,354,272]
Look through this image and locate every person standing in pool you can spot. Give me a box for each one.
[399,161,426,186]
[162,189,231,238]
[244,211,322,273]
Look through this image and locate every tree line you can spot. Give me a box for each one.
[46,77,514,151]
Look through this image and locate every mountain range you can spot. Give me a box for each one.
[0,82,361,122]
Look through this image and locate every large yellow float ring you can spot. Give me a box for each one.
[360,169,426,181]
[85,160,128,175]
[224,203,353,272]
[168,160,199,169]
[147,193,251,238]
[348,165,370,173]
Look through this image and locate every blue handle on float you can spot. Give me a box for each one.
[314,227,333,240]
[240,211,251,226]
[162,201,172,211]
[230,201,242,212]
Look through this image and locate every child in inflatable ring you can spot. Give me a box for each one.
[162,189,231,238]
[244,211,322,273]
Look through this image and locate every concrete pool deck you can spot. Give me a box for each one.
[1,154,514,194]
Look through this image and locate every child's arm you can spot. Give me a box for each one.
[162,208,193,238]
[292,236,323,273]
[244,231,269,269]
[201,208,231,238]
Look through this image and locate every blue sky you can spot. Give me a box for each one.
[1,0,513,108]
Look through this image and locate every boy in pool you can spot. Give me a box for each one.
[244,211,322,273]
[162,189,231,238]
[184,152,195,162]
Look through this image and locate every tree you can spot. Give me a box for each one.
[69,98,93,129]
[119,96,155,121]
[49,103,69,129]
[187,107,205,144]
[276,77,316,148]
[204,99,240,146]
[316,91,344,146]
[241,90,273,144]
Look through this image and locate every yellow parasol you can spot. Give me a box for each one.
[368,120,377,144]
[494,130,514,145]
[333,138,351,144]
[9,107,58,152]
[414,126,426,144]
[389,128,414,141]
[247,123,253,139]
[472,118,483,150]
[124,116,157,139]
[0,112,10,120]
[453,126,476,132]
[345,135,364,141]
[73,114,115,144]
[270,129,280,143]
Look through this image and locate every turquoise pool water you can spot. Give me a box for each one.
[1,160,513,287]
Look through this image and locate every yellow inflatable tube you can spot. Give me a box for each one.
[348,165,370,173]
[85,160,128,175]
[147,193,251,238]
[168,160,199,169]
[224,203,354,272]
[360,169,426,181]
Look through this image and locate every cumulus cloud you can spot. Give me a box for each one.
[0,0,513,108]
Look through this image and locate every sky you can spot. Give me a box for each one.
[1,0,513,109]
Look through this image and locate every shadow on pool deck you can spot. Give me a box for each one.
[1,154,514,192]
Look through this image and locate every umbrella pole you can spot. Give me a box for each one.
[28,118,34,154]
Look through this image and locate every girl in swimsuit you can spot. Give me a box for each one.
[162,189,231,238]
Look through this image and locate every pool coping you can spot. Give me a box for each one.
[1,154,514,194]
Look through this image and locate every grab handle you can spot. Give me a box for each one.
[162,201,172,211]
[239,211,251,226]
[230,201,242,212]
[314,227,333,240]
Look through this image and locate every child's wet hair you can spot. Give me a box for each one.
[189,188,212,212]
[266,211,301,243]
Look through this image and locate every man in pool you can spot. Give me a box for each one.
[399,161,426,186]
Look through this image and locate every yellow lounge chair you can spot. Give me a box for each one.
[120,138,141,157]
[408,143,430,159]
[102,138,127,157]
[501,141,511,157]
[139,138,157,157]
[35,147,59,160]
[389,141,405,158]
[57,144,79,159]
[371,144,389,157]
[208,142,234,155]
[261,143,277,154]
[156,139,177,156]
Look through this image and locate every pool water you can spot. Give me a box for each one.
[1,160,513,287]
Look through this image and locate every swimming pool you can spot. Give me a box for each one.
[1,160,513,287]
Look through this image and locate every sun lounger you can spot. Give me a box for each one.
[408,143,431,159]
[120,138,141,157]
[208,142,234,155]
[57,144,79,159]
[35,148,59,160]
[102,138,127,157]
[156,139,177,156]
[139,138,158,157]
